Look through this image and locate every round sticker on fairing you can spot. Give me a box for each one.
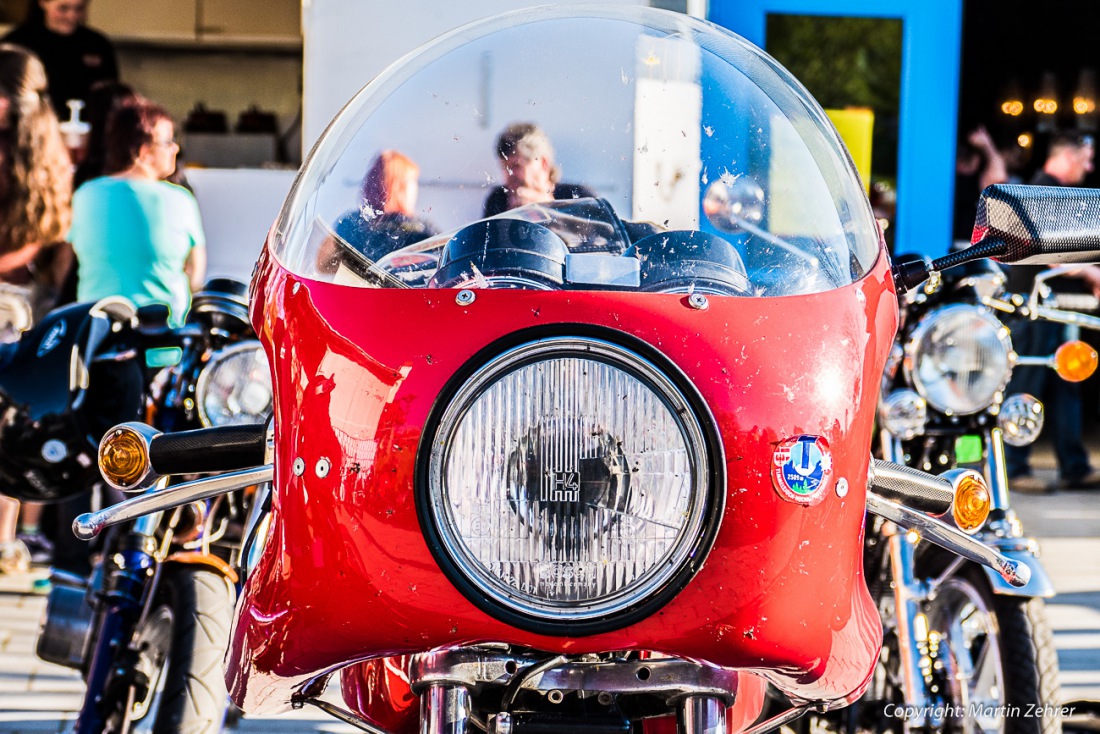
[772,435,833,505]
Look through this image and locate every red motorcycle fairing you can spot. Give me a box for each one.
[230,243,897,719]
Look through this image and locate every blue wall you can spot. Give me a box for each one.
[709,0,963,258]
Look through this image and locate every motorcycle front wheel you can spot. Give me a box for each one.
[925,567,1062,734]
[108,566,235,734]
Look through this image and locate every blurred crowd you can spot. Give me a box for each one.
[0,0,206,575]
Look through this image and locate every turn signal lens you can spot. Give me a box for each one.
[98,428,149,489]
[1054,340,1098,382]
[952,473,991,533]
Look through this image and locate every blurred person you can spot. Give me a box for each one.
[69,97,206,328]
[953,125,1007,244]
[999,140,1030,184]
[0,44,73,572]
[483,122,596,217]
[1,0,117,119]
[45,79,135,309]
[72,78,133,188]
[1005,130,1100,492]
[333,149,438,262]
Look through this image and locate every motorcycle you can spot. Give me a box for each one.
[0,278,272,733]
[867,253,1100,734]
[71,7,1100,734]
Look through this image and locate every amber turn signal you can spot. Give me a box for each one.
[98,426,151,490]
[951,472,991,533]
[1053,340,1098,383]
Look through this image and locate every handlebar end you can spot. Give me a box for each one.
[72,513,102,541]
[998,556,1032,587]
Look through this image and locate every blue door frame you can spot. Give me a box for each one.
[709,0,963,258]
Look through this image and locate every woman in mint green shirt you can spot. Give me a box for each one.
[69,98,206,326]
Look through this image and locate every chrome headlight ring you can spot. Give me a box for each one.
[419,333,725,636]
[195,342,273,427]
[903,304,1015,416]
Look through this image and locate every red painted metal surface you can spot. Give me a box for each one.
[228,241,898,726]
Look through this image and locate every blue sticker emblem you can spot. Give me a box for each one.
[772,435,833,505]
[37,319,67,358]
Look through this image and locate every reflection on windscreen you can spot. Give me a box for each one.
[318,197,854,296]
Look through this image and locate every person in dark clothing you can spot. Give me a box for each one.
[952,126,1007,244]
[483,122,596,217]
[51,81,135,315]
[331,150,437,264]
[72,79,133,189]
[1005,130,1100,492]
[2,0,118,119]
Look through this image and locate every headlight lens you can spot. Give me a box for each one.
[879,389,927,440]
[998,393,1044,446]
[426,337,716,627]
[905,305,1014,415]
[196,343,273,426]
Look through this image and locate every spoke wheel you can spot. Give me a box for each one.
[129,606,174,732]
[105,567,236,734]
[926,568,1062,734]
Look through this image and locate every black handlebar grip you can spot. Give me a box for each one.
[148,423,267,476]
[870,460,954,517]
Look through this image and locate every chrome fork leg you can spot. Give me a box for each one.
[985,428,1011,512]
[678,695,726,734]
[421,684,471,734]
[884,524,942,732]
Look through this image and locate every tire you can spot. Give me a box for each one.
[925,567,1062,734]
[111,566,236,734]
[992,593,1062,734]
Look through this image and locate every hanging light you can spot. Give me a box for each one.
[1035,73,1059,112]
[999,80,1025,117]
[1074,69,1097,131]
[1034,72,1059,132]
[1003,79,1025,117]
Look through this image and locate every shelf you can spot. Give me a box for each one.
[112,33,301,54]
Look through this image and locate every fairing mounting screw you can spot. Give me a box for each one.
[292,458,305,476]
[315,458,331,478]
[687,293,709,310]
[456,289,476,306]
[836,477,849,498]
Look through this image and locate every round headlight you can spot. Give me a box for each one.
[904,305,1014,415]
[196,343,273,427]
[425,337,720,632]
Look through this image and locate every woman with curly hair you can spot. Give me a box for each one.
[0,43,71,311]
[0,43,73,574]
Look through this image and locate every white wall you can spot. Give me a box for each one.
[301,0,647,151]
[187,168,298,281]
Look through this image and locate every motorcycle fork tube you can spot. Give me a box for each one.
[678,696,726,734]
[74,525,161,734]
[884,525,940,732]
[984,428,1011,512]
[421,684,471,734]
[880,430,904,464]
